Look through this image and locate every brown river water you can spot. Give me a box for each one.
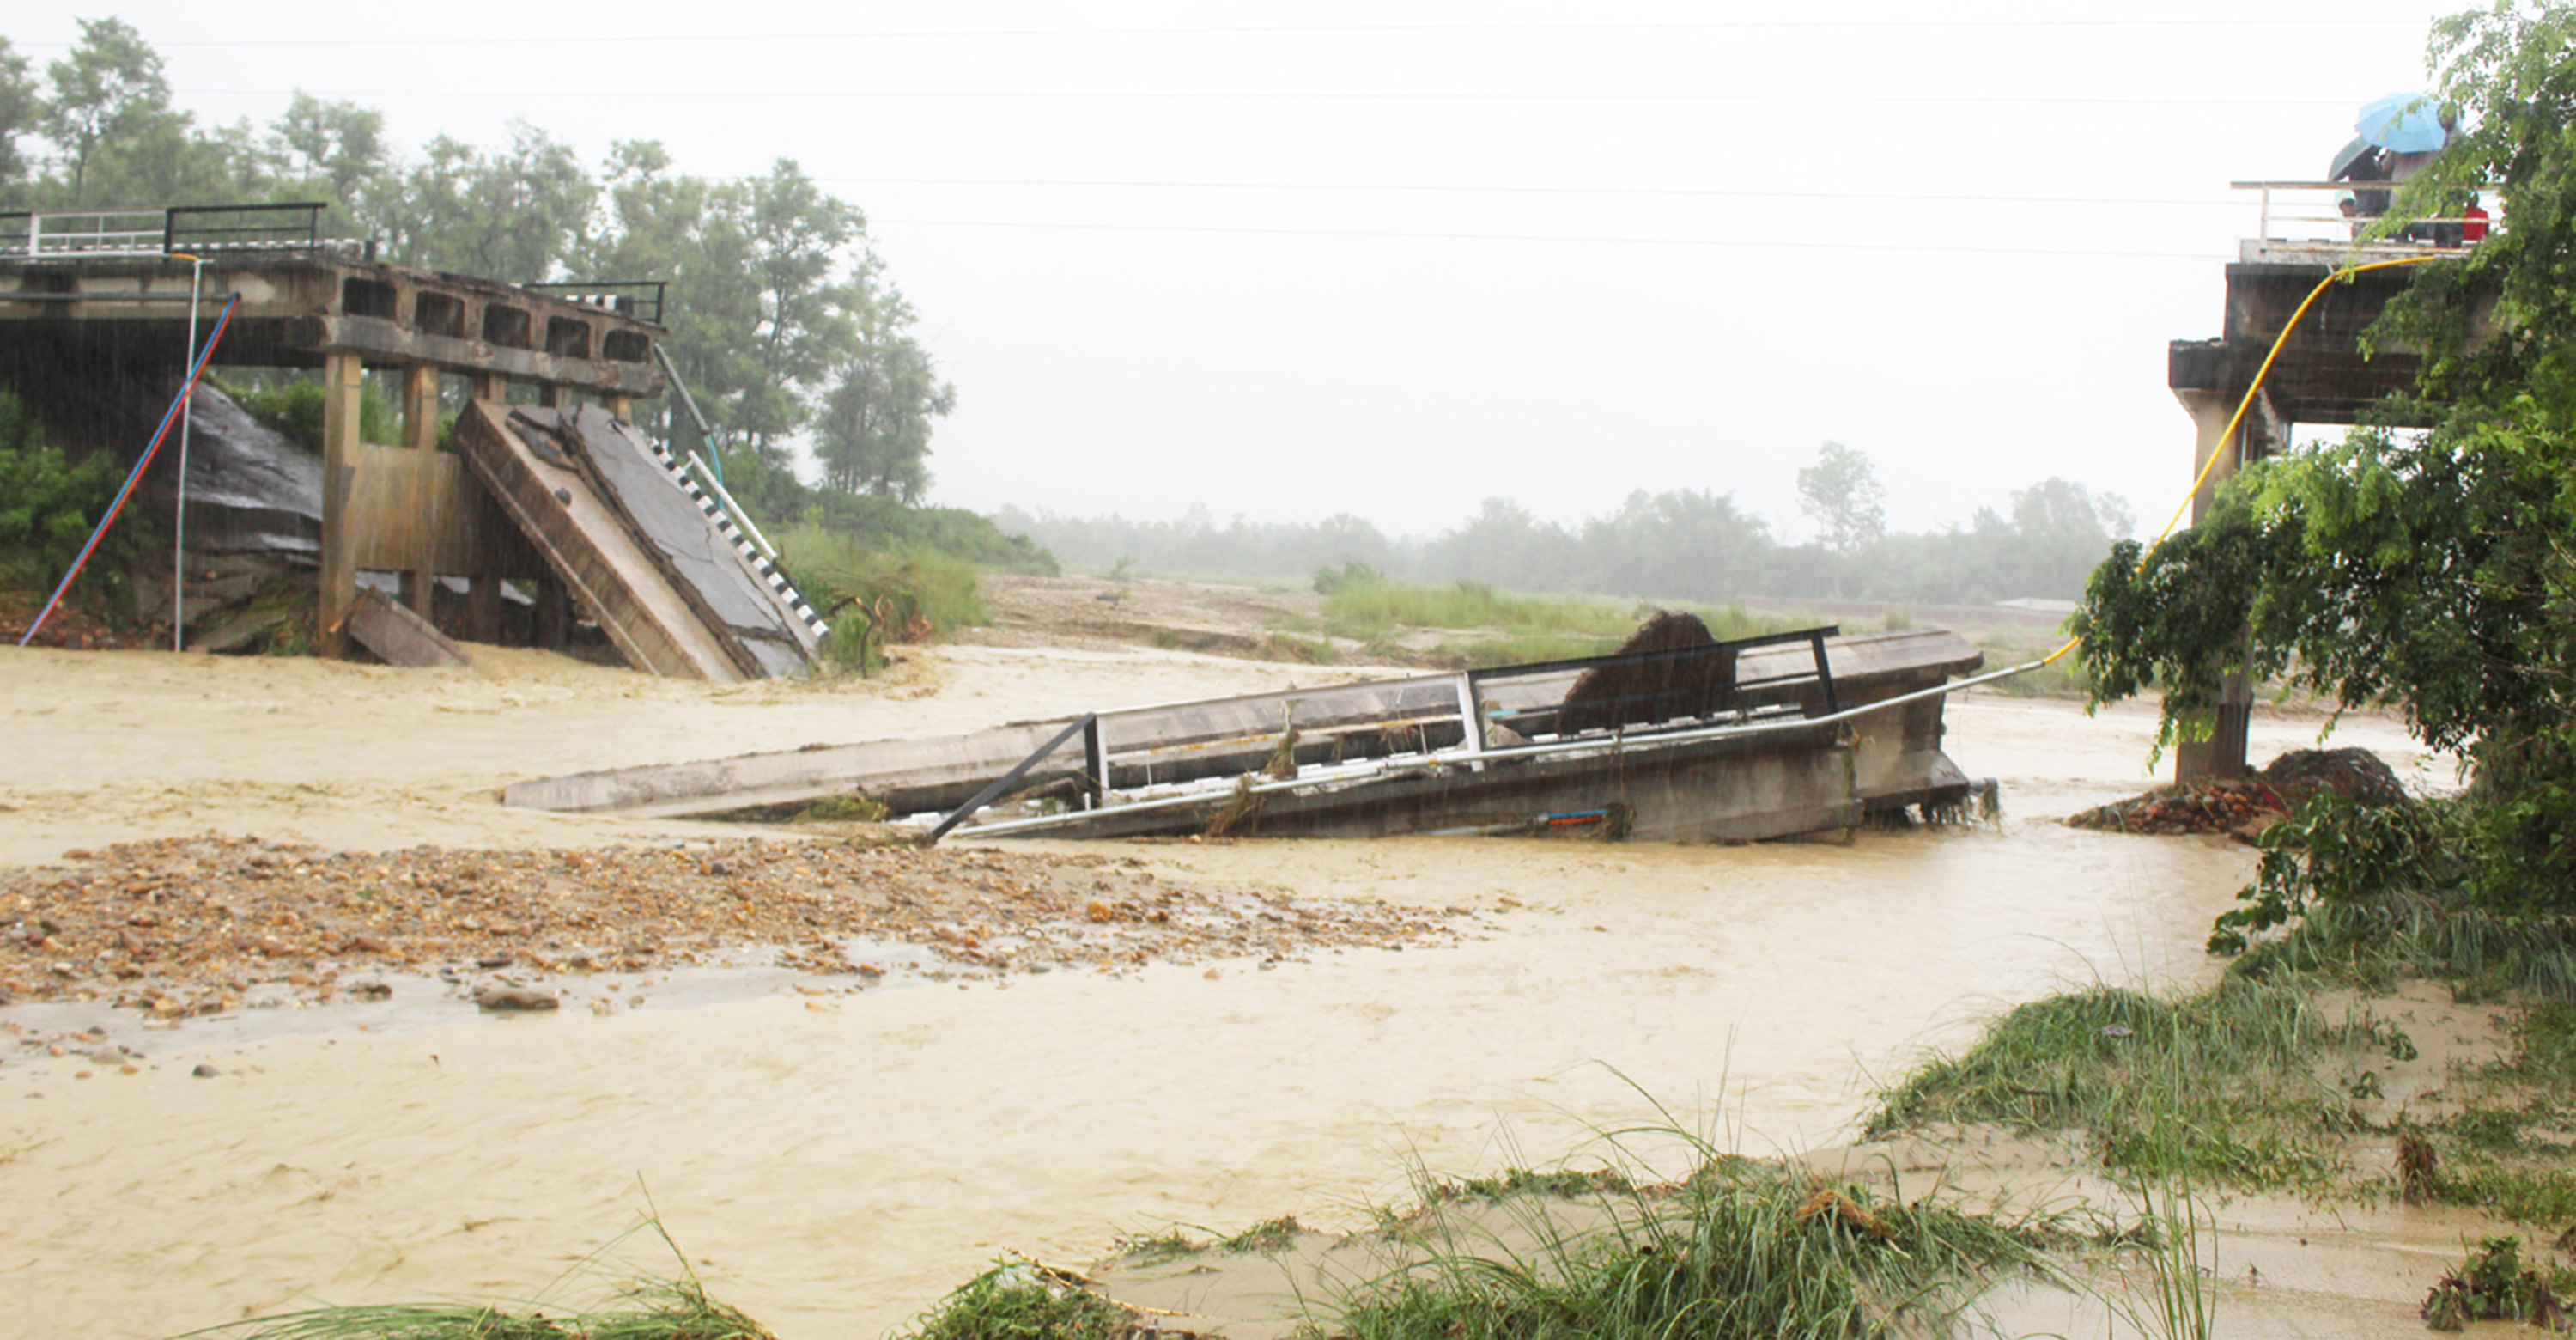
[0,645,2476,1337]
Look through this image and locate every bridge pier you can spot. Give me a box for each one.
[2166,243,2448,780]
[319,348,365,657]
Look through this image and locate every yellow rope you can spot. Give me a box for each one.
[2032,252,2450,669]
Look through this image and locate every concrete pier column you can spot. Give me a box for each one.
[2172,387,2265,780]
[535,570,570,650]
[404,363,440,450]
[318,349,365,656]
[400,362,440,615]
[468,576,503,643]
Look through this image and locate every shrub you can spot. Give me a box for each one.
[0,391,154,612]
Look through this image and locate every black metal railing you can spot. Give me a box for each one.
[163,202,334,255]
[928,714,1103,840]
[1467,624,1842,741]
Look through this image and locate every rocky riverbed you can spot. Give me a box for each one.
[2,832,1467,1041]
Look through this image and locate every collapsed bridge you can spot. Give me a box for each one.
[0,202,818,678]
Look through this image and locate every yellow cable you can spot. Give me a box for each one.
[2032,252,2449,669]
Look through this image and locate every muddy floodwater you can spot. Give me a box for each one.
[0,644,2461,1338]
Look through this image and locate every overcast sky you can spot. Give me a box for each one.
[17,2,2467,542]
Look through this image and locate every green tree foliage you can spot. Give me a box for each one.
[2072,2,2576,915]
[270,92,389,210]
[732,160,864,461]
[38,17,175,204]
[0,38,39,186]
[0,389,150,599]
[381,123,594,282]
[815,277,957,502]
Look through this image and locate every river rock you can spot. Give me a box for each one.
[474,987,559,1012]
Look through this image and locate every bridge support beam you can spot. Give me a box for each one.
[319,348,365,657]
[398,362,440,615]
[2170,386,2280,781]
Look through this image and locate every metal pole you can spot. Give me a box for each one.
[172,253,204,651]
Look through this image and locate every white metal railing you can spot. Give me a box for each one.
[0,210,171,259]
[2233,180,2500,248]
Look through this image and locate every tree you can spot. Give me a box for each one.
[1423,497,1579,591]
[270,92,389,211]
[1796,441,1887,556]
[815,271,955,501]
[1576,488,1771,601]
[382,122,592,281]
[582,149,892,479]
[0,39,37,190]
[583,139,761,454]
[2070,1,2576,908]
[39,17,179,204]
[732,159,866,463]
[2002,478,2134,597]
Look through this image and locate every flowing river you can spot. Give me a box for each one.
[0,645,2458,1337]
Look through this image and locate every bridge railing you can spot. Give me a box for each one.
[164,202,337,255]
[2234,179,2502,248]
[0,202,345,261]
[0,210,170,259]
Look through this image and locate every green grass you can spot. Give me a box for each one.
[2233,890,2576,1002]
[2405,999,2576,1225]
[168,1283,771,1340]
[1291,570,1823,669]
[1218,1215,1307,1253]
[775,526,988,673]
[894,1262,1133,1340]
[1313,1154,2041,1340]
[1431,1166,1637,1203]
[163,1215,772,1340]
[1106,1227,1207,1264]
[1866,978,2397,1194]
[1314,574,1637,641]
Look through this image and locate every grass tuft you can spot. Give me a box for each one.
[1108,1228,1207,1264]
[169,1280,773,1340]
[1866,978,2394,1193]
[894,1261,1133,1340]
[1313,1154,2039,1340]
[1218,1215,1307,1253]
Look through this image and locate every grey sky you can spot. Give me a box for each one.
[18,2,2463,542]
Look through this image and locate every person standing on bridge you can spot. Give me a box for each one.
[2384,104,2464,247]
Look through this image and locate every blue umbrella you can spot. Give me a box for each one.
[2358,92,2448,152]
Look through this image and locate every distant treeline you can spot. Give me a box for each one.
[996,472,2135,607]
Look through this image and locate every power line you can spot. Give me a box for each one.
[173,88,2363,107]
[21,16,2426,51]
[816,176,2243,210]
[871,215,2227,261]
